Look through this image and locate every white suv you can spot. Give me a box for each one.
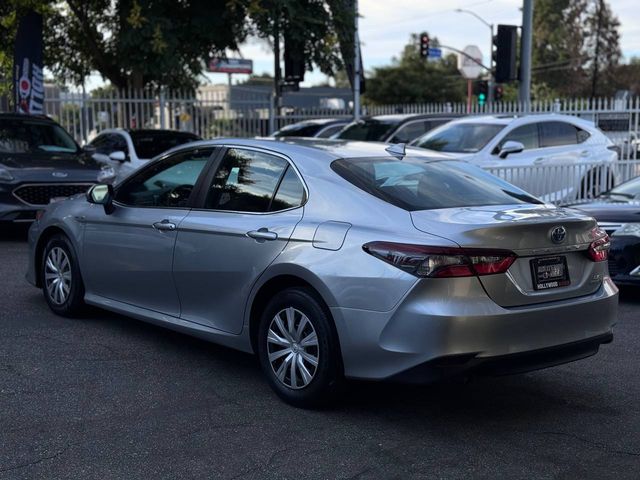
[411,114,618,203]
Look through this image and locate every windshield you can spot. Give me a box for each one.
[603,176,640,199]
[413,123,505,153]
[131,131,200,159]
[273,123,324,138]
[335,119,400,141]
[331,157,541,211]
[0,119,79,154]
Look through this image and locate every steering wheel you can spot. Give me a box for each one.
[163,184,193,207]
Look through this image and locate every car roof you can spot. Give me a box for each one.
[366,113,460,122]
[446,113,595,129]
[177,138,454,167]
[279,118,348,127]
[0,112,57,123]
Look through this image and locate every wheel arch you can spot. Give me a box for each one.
[34,225,75,287]
[246,266,339,356]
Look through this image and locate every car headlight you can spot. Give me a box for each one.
[0,166,14,182]
[612,223,640,238]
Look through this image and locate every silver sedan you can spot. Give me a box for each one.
[26,139,618,407]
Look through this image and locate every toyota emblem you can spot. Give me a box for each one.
[550,226,567,244]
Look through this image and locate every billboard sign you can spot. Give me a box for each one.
[208,58,253,74]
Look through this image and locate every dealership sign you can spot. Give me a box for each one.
[13,10,44,114]
[208,58,253,74]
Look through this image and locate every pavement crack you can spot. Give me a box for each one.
[0,443,76,474]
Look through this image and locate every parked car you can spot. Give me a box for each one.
[272,119,349,139]
[411,114,619,203]
[88,128,201,181]
[27,139,617,407]
[569,175,640,287]
[0,113,112,223]
[335,114,458,143]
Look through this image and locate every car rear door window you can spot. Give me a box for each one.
[204,148,291,212]
[316,124,345,138]
[270,166,306,211]
[539,122,579,147]
[389,121,428,143]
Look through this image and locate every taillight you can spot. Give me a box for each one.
[362,242,516,278]
[588,234,610,262]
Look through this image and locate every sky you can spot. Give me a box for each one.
[85,0,640,90]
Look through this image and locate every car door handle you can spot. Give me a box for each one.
[580,150,590,157]
[534,157,545,164]
[247,228,278,241]
[152,220,176,231]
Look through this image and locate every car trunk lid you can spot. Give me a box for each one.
[410,204,607,307]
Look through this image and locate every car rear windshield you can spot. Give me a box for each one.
[335,119,400,141]
[413,123,504,153]
[130,131,200,159]
[331,157,542,211]
[0,119,78,154]
[273,123,324,138]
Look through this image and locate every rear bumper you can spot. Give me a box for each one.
[331,276,618,381]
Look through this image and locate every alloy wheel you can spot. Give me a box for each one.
[267,307,319,389]
[44,247,72,305]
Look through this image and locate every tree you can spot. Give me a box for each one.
[531,0,621,98]
[363,34,466,105]
[584,0,621,97]
[1,0,355,92]
[531,0,587,97]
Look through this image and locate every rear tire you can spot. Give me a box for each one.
[257,287,343,408]
[41,234,86,317]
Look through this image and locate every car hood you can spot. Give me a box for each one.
[568,200,640,223]
[0,152,103,183]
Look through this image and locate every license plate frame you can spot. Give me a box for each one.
[530,255,570,290]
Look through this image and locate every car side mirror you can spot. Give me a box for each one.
[108,150,127,162]
[498,141,525,159]
[86,183,115,214]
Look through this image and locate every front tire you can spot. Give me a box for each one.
[257,287,343,408]
[41,234,86,317]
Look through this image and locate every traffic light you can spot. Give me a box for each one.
[473,80,488,105]
[494,84,504,101]
[419,33,430,58]
[492,25,518,83]
[284,33,305,83]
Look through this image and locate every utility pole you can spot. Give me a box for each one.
[591,0,604,99]
[273,13,282,123]
[519,0,533,107]
[353,0,361,121]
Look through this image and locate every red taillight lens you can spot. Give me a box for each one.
[588,235,610,262]
[363,242,516,278]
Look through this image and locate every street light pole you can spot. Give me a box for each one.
[455,9,494,106]
[353,0,361,121]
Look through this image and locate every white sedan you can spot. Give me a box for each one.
[411,114,619,203]
[89,128,201,182]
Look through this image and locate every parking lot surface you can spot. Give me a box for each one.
[1,226,639,480]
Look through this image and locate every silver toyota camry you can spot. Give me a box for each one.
[26,139,618,407]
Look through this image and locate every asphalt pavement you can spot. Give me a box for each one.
[1,225,639,480]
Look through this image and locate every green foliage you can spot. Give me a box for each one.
[1,0,354,92]
[363,34,466,105]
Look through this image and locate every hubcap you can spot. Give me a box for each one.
[44,247,72,305]
[267,307,319,390]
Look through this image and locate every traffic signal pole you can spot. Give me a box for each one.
[353,0,361,121]
[519,0,533,107]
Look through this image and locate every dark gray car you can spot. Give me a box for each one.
[0,113,107,223]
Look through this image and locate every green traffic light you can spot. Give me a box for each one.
[478,93,486,105]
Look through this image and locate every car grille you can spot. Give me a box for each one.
[13,183,94,206]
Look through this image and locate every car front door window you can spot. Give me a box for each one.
[116,148,214,208]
